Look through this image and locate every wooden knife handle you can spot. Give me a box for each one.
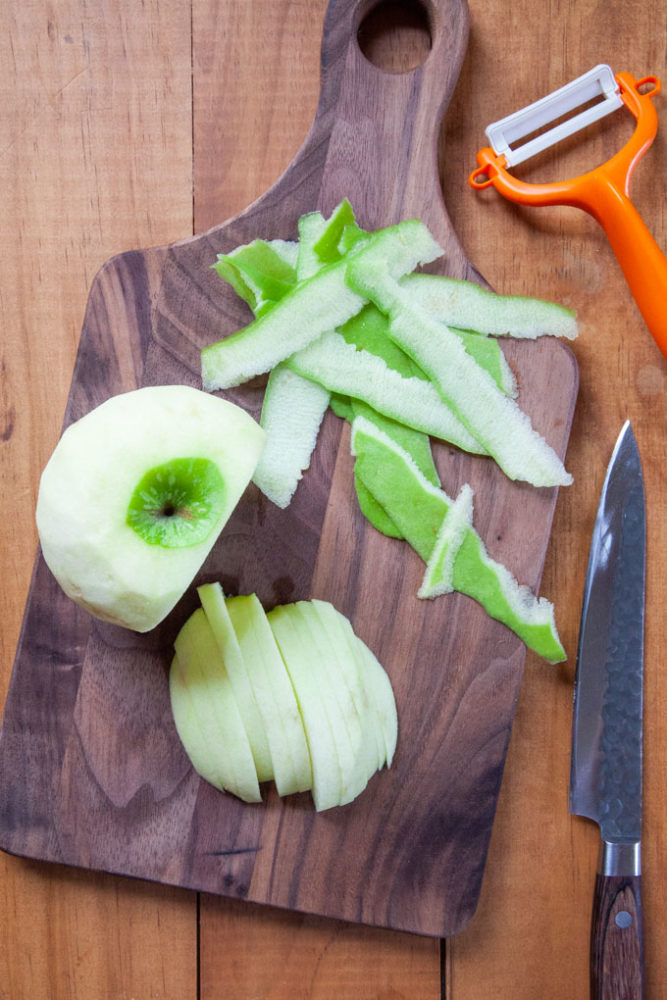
[591,873,644,1000]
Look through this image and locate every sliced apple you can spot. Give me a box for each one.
[170,590,397,811]
[225,594,312,797]
[278,602,366,805]
[36,384,265,632]
[352,637,399,767]
[170,608,261,803]
[310,600,397,771]
[266,603,342,811]
[309,599,385,773]
[293,601,382,803]
[197,582,273,782]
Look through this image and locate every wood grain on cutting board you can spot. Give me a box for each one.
[0,0,578,942]
[1,0,666,998]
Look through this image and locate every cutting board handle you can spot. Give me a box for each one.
[304,0,477,278]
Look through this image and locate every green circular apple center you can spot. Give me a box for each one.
[126,457,226,548]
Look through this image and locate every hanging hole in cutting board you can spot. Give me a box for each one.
[357,0,431,74]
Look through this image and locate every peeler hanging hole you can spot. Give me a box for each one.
[357,0,432,74]
[635,76,660,98]
[469,167,495,189]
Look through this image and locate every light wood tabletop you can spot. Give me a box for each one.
[1,1,665,997]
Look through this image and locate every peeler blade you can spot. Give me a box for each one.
[485,64,623,167]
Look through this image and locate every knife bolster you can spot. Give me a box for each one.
[599,840,641,877]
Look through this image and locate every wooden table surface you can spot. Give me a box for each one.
[1,1,665,997]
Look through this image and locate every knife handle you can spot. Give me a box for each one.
[591,871,644,1000]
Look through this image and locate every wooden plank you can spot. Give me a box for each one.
[0,1,197,996]
[192,0,327,233]
[193,3,441,994]
[0,861,197,1000]
[442,0,667,996]
[200,897,441,1000]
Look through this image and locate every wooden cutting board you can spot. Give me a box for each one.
[0,0,577,938]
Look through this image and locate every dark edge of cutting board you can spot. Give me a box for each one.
[0,0,578,938]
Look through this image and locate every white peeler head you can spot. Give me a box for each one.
[484,64,624,168]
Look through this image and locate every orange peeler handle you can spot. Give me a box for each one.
[471,74,667,360]
[585,167,667,360]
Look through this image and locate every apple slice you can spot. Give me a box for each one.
[266,603,342,811]
[295,601,383,801]
[35,385,265,632]
[351,638,399,768]
[170,608,261,803]
[284,602,370,805]
[310,600,397,770]
[309,600,385,773]
[224,595,312,798]
[197,582,273,783]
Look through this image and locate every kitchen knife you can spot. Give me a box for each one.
[570,420,646,1000]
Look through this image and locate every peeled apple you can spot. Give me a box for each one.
[35,385,265,632]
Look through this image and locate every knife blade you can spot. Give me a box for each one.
[570,419,646,1000]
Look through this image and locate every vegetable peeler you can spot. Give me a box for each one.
[470,64,667,359]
